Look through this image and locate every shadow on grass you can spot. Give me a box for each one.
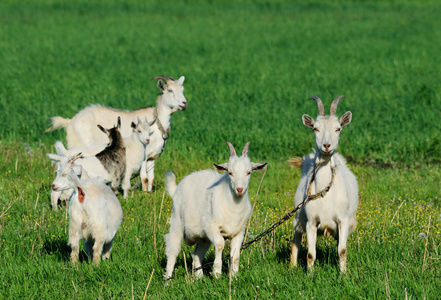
[43,238,89,263]
[276,244,339,272]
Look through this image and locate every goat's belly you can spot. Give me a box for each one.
[317,220,337,237]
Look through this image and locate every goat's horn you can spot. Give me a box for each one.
[226,141,236,157]
[242,142,251,157]
[309,96,325,116]
[151,76,175,82]
[68,152,83,165]
[330,95,345,115]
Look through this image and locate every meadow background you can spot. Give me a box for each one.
[1,0,440,298]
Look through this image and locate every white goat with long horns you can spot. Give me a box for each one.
[45,76,187,192]
[164,142,267,279]
[290,95,358,273]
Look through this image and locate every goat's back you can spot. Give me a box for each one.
[67,105,154,148]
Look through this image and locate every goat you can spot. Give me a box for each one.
[55,117,153,199]
[51,153,123,266]
[164,142,267,279]
[290,95,358,273]
[47,117,125,209]
[45,76,187,192]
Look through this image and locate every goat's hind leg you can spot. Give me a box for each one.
[164,222,184,279]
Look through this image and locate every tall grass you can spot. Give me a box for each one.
[1,0,440,298]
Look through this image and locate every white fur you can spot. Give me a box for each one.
[164,142,267,279]
[51,154,123,266]
[45,76,187,192]
[290,97,358,273]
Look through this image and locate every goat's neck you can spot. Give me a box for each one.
[312,153,335,192]
[125,133,145,153]
[155,96,173,134]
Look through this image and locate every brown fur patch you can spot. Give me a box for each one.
[78,187,85,203]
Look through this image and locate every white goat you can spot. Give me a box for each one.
[45,76,187,193]
[55,117,153,199]
[164,142,267,279]
[51,153,123,266]
[290,96,358,273]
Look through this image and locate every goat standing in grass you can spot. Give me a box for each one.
[290,96,358,273]
[164,142,267,279]
[51,153,123,266]
[45,75,187,192]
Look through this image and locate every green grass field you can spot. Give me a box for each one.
[1,0,440,298]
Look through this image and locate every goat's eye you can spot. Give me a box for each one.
[247,171,251,176]
[336,128,341,132]
[228,172,233,177]
[313,128,319,132]
[168,89,173,93]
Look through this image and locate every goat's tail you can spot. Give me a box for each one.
[54,140,68,156]
[164,170,177,197]
[45,116,71,133]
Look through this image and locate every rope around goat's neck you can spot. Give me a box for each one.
[153,107,170,139]
[306,158,337,200]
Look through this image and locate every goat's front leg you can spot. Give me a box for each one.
[68,229,81,265]
[92,240,104,266]
[122,172,131,199]
[141,159,156,192]
[337,219,350,273]
[229,232,245,277]
[290,229,303,268]
[207,226,225,278]
[192,240,211,278]
[305,222,318,270]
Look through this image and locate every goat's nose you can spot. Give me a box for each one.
[146,139,150,144]
[237,188,243,195]
[323,144,331,150]
[51,184,57,191]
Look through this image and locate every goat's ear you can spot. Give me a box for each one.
[251,162,267,172]
[339,111,352,127]
[178,76,185,85]
[157,79,165,91]
[97,125,106,134]
[72,164,83,177]
[302,114,315,129]
[131,122,136,129]
[213,163,228,172]
[47,153,64,163]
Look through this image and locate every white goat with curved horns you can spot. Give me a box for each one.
[164,142,267,279]
[290,95,358,273]
[45,75,187,192]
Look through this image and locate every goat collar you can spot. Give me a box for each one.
[306,159,337,200]
[154,107,170,139]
